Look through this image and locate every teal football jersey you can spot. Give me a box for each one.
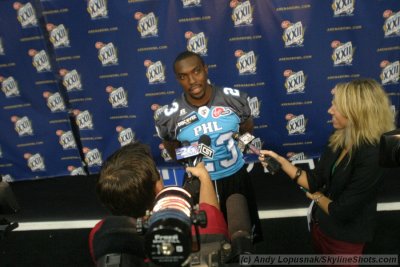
[155,86,252,180]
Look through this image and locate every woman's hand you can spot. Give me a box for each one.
[258,150,280,167]
[305,191,331,214]
[306,191,323,201]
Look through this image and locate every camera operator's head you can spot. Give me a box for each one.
[97,142,163,218]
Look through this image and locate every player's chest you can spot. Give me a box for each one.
[176,106,239,142]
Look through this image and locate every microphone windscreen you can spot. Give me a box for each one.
[226,193,252,239]
[198,134,211,146]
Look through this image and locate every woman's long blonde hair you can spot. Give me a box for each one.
[329,78,396,153]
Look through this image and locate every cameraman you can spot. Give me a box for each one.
[89,142,229,265]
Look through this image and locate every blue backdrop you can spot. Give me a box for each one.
[0,0,399,183]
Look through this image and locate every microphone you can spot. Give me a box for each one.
[225,193,253,262]
[176,140,199,181]
[193,134,214,166]
[175,141,199,167]
[180,135,213,206]
[232,132,281,175]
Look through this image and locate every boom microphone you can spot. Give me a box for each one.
[226,194,253,262]
[232,132,281,175]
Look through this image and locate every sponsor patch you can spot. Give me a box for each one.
[212,107,232,118]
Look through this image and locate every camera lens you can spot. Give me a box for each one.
[145,187,193,267]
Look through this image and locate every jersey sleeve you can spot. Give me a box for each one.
[220,87,253,123]
[154,101,180,141]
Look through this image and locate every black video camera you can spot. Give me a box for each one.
[379,129,400,168]
[137,186,208,267]
[97,187,250,267]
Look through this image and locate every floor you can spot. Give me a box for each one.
[0,164,399,266]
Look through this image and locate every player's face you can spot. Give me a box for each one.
[174,56,210,102]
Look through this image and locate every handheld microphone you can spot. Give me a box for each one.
[193,135,214,166]
[225,193,253,262]
[180,135,214,206]
[232,132,281,175]
[175,141,199,166]
[176,140,199,179]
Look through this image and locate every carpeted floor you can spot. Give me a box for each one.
[0,212,399,267]
[0,164,399,266]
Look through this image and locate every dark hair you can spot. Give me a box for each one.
[96,142,160,218]
[173,50,205,73]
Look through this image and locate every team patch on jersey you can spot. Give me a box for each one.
[198,106,210,118]
[176,113,199,129]
[212,107,232,118]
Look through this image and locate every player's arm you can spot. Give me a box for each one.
[162,139,181,161]
[152,102,181,160]
[239,117,254,134]
[222,87,256,135]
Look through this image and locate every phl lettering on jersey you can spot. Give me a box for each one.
[155,86,252,180]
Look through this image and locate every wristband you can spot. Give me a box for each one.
[292,167,302,184]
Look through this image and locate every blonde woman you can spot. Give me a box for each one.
[259,79,395,257]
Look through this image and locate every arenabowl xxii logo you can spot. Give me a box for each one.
[287,152,307,161]
[11,115,33,137]
[2,174,14,183]
[24,153,45,172]
[116,126,135,147]
[106,86,128,108]
[0,76,20,98]
[29,49,52,72]
[43,91,66,112]
[87,0,108,20]
[248,96,260,118]
[380,60,399,85]
[235,50,257,75]
[83,147,102,167]
[60,69,82,92]
[47,23,70,49]
[68,166,87,176]
[331,40,354,66]
[182,0,201,8]
[56,130,77,150]
[14,2,38,28]
[185,31,208,56]
[96,42,118,66]
[230,0,253,27]
[283,69,306,94]
[144,59,166,84]
[135,12,158,38]
[331,0,355,17]
[286,113,307,135]
[383,10,400,38]
[281,20,305,48]
[73,109,94,130]
[0,38,4,55]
